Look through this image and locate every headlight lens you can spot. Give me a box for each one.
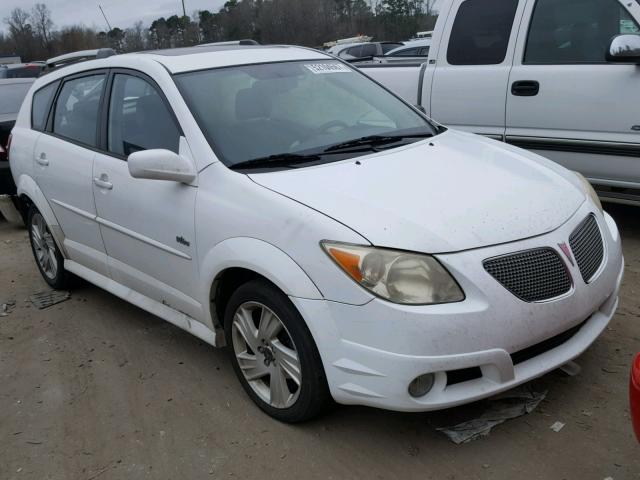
[321,242,464,305]
[575,172,603,213]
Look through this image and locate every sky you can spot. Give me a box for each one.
[1,0,228,32]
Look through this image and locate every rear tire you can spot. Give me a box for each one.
[224,279,330,423]
[27,205,70,289]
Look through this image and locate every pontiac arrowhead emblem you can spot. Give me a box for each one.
[558,242,574,266]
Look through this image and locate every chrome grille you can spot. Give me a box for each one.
[569,214,604,283]
[484,248,571,302]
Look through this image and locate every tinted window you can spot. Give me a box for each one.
[361,44,378,57]
[447,0,519,65]
[392,47,421,57]
[0,83,31,115]
[31,81,58,131]
[342,46,362,58]
[525,0,640,64]
[108,74,180,156]
[381,43,403,53]
[53,74,105,146]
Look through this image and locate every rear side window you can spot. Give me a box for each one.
[31,81,59,131]
[447,0,519,65]
[107,74,180,156]
[53,74,105,147]
[0,83,31,115]
[361,44,378,57]
[524,0,640,64]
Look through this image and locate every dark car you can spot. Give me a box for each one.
[1,78,34,196]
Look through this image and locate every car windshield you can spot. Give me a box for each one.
[174,60,438,169]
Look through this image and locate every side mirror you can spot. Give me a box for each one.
[606,34,640,63]
[127,149,196,183]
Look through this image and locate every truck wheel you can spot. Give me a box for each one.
[224,279,330,422]
[27,206,70,289]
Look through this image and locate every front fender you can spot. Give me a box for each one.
[200,237,323,305]
[16,174,67,256]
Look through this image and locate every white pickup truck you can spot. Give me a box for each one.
[360,0,640,204]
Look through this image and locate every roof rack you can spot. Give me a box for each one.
[44,48,117,73]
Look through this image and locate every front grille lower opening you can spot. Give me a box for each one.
[446,366,483,386]
[510,320,587,365]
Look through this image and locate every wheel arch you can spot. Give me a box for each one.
[201,237,323,336]
[16,174,67,256]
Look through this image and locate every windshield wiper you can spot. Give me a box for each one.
[323,132,434,153]
[229,153,322,171]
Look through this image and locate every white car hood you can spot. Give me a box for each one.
[249,130,584,253]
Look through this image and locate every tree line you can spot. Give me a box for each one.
[1,0,437,62]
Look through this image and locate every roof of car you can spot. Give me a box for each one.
[136,44,330,73]
[32,45,332,83]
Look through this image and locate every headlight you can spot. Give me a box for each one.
[321,242,464,305]
[575,172,603,213]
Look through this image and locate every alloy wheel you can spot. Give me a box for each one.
[31,213,58,280]
[231,301,302,409]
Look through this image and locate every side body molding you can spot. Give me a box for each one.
[16,174,67,256]
[200,237,323,325]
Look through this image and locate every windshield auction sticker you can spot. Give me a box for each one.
[304,63,351,74]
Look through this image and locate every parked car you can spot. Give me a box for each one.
[359,0,640,204]
[379,39,431,63]
[329,41,403,61]
[0,63,44,79]
[632,353,640,442]
[0,78,34,221]
[10,43,623,422]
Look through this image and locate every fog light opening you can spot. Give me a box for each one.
[408,373,435,398]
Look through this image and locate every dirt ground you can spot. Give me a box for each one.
[1,204,639,480]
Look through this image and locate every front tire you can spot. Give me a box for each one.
[28,206,70,289]
[224,279,330,422]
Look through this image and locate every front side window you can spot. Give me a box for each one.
[107,74,180,156]
[381,43,403,54]
[525,0,640,64]
[175,60,437,169]
[392,47,421,57]
[32,81,59,131]
[447,0,519,65]
[53,74,105,147]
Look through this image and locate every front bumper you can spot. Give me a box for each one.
[292,204,624,412]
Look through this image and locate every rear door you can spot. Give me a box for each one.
[506,0,640,187]
[34,71,109,276]
[430,0,526,139]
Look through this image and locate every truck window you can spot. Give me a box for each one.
[447,0,519,65]
[524,0,640,64]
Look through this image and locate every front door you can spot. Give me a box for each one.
[506,0,640,186]
[430,0,525,139]
[34,72,108,276]
[92,71,201,320]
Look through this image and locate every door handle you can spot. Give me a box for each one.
[36,152,49,166]
[93,175,113,190]
[511,80,540,97]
